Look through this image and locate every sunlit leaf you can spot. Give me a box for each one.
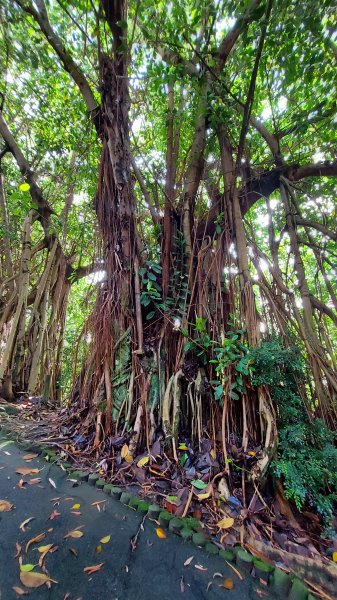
[19,183,30,192]
[333,551,337,562]
[155,528,166,539]
[20,564,37,572]
[72,503,80,509]
[184,556,194,566]
[96,544,102,554]
[216,517,234,529]
[64,528,84,539]
[178,444,188,451]
[36,544,53,553]
[121,444,129,458]
[100,535,111,544]
[137,456,149,467]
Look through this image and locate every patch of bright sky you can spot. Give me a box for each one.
[260,96,287,121]
[85,270,106,285]
[215,17,236,36]
[73,192,86,206]
[312,151,324,162]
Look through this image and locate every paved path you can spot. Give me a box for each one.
[0,440,266,600]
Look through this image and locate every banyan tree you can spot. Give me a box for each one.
[1,0,337,494]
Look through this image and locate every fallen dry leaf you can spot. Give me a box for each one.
[28,478,42,485]
[121,444,129,458]
[96,544,102,554]
[213,572,223,578]
[0,499,13,512]
[91,500,106,507]
[23,453,38,461]
[70,511,81,516]
[17,479,27,489]
[195,564,208,572]
[216,517,234,529]
[26,532,45,553]
[19,517,35,531]
[224,560,243,580]
[137,456,149,468]
[38,545,57,567]
[155,528,167,539]
[100,535,111,544]
[69,547,78,557]
[20,571,56,588]
[184,556,194,566]
[221,578,234,590]
[12,586,27,596]
[83,563,104,575]
[64,528,84,539]
[48,478,57,489]
[14,543,22,558]
[36,544,53,553]
[16,467,39,476]
[48,510,61,520]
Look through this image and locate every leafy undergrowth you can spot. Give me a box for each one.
[250,340,337,534]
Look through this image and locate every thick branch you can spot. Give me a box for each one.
[0,112,53,232]
[295,218,337,242]
[100,0,125,54]
[215,0,263,68]
[15,0,97,113]
[288,161,337,181]
[66,261,104,283]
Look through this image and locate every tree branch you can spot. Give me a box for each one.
[288,161,337,181]
[295,218,337,242]
[66,261,104,282]
[215,0,263,68]
[15,0,97,113]
[0,112,53,233]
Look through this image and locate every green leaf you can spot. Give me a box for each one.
[191,480,207,490]
[214,385,224,400]
[20,564,37,572]
[19,183,30,192]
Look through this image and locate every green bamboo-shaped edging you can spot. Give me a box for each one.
[1,430,315,600]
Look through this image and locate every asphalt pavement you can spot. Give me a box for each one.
[0,439,266,600]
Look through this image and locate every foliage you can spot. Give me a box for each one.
[250,340,337,523]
